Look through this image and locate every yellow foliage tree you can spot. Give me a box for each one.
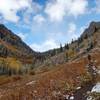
[6,57,22,73]
[68,49,75,59]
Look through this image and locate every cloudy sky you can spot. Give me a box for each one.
[0,0,100,52]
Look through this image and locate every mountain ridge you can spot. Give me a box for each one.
[81,21,100,39]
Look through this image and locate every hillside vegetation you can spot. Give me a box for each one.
[0,21,100,100]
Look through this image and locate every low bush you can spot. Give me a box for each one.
[29,70,35,75]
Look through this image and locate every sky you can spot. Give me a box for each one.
[0,0,100,52]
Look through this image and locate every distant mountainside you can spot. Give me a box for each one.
[39,21,100,68]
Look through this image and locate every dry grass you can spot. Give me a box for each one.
[0,76,11,85]
[0,75,22,86]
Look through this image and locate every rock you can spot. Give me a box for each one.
[91,83,100,93]
[52,91,62,97]
[86,91,91,95]
[87,96,93,100]
[76,87,81,90]
[63,94,69,99]
[33,90,37,94]
[97,69,100,75]
[26,81,36,85]
[69,96,74,100]
[52,91,57,97]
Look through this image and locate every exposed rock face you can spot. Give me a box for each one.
[81,21,100,38]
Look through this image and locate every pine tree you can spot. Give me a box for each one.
[60,43,63,52]
[84,34,88,39]
[65,52,68,62]
[90,42,93,49]
[52,49,56,56]
[71,39,74,44]
[64,43,69,50]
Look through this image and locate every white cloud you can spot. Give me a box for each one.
[0,0,42,23]
[23,2,43,24]
[30,39,59,52]
[30,22,79,52]
[32,2,43,14]
[45,0,88,22]
[30,23,78,52]
[45,0,66,22]
[0,0,31,23]
[95,0,100,13]
[68,23,76,34]
[17,33,27,41]
[68,0,88,17]
[67,23,77,40]
[33,14,46,25]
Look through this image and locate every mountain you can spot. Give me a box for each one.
[0,21,100,75]
[81,21,100,38]
[39,21,100,68]
[0,24,41,75]
[0,24,36,58]
[0,21,100,100]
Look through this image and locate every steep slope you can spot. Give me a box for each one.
[0,24,36,58]
[0,24,40,75]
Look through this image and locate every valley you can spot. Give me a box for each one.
[0,21,100,100]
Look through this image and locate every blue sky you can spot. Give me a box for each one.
[0,0,100,52]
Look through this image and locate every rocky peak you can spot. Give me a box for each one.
[81,21,100,38]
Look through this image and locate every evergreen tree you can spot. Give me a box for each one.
[78,37,83,44]
[66,43,69,50]
[71,39,74,44]
[65,52,68,62]
[60,43,63,52]
[90,42,94,49]
[52,49,56,56]
[84,34,88,39]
